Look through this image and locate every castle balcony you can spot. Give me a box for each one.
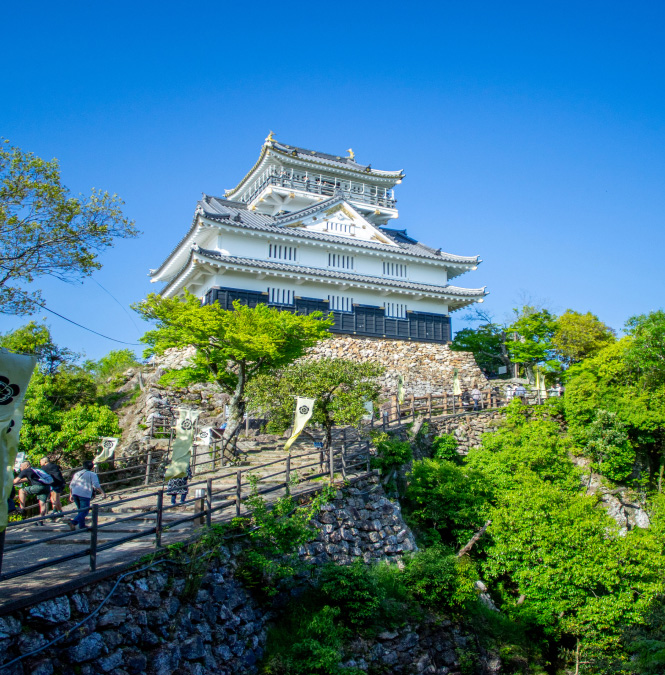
[241,172,397,211]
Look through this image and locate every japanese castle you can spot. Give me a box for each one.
[150,134,487,343]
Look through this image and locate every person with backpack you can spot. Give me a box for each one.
[68,460,106,530]
[13,460,53,523]
[40,456,66,518]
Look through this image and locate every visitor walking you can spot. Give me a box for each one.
[166,465,192,506]
[505,384,514,403]
[40,456,65,518]
[13,461,52,522]
[514,383,527,402]
[68,460,106,530]
[471,386,482,411]
[461,388,472,411]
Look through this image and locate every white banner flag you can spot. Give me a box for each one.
[164,408,200,480]
[94,437,119,464]
[0,351,37,532]
[284,397,315,452]
[197,426,213,446]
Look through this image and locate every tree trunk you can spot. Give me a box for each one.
[220,362,246,453]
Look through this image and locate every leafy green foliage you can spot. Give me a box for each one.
[552,309,616,365]
[402,546,478,610]
[406,458,491,547]
[431,433,458,461]
[0,320,78,374]
[84,348,140,383]
[0,139,138,315]
[624,309,665,387]
[370,431,413,473]
[451,322,512,375]
[248,358,383,448]
[506,306,560,376]
[134,292,333,449]
[585,410,635,482]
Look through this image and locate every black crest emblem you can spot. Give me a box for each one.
[299,405,310,415]
[181,419,193,430]
[103,439,114,450]
[199,430,209,439]
[0,376,20,406]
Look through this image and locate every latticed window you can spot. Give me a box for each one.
[328,295,353,312]
[384,302,408,319]
[268,244,297,261]
[268,287,294,305]
[382,261,407,278]
[328,253,354,270]
[327,221,355,235]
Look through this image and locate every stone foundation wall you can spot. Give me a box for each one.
[0,477,421,675]
[306,335,486,397]
[426,410,505,454]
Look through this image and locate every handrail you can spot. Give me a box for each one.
[0,440,373,585]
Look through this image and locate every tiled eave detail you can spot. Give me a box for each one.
[161,249,487,312]
[225,141,403,198]
[199,215,479,273]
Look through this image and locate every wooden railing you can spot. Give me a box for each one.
[374,388,552,428]
[0,441,371,582]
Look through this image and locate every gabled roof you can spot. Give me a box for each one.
[199,195,480,265]
[225,138,403,198]
[162,247,487,309]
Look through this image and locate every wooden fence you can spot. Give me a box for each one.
[0,440,371,582]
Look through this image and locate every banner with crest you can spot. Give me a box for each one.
[0,351,37,532]
[284,397,315,452]
[164,408,200,480]
[94,437,119,464]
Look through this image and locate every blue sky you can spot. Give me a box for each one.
[2,1,664,358]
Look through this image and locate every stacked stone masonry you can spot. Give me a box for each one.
[305,335,486,398]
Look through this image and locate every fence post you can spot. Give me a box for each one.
[236,471,242,518]
[0,529,5,576]
[366,441,371,474]
[144,450,152,486]
[410,395,416,419]
[206,478,213,528]
[427,393,432,419]
[155,489,164,548]
[341,443,347,480]
[452,394,456,415]
[285,455,291,486]
[89,504,99,572]
[191,444,198,476]
[395,396,401,423]
[329,444,334,484]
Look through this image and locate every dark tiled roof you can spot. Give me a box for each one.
[270,142,404,177]
[192,248,487,298]
[200,196,480,266]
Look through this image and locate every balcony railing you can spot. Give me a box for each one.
[241,173,397,210]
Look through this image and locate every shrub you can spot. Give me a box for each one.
[402,547,478,610]
[406,459,492,547]
[431,433,458,461]
[371,432,412,473]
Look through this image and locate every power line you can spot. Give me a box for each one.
[23,295,142,346]
[91,278,141,332]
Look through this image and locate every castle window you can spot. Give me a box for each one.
[384,302,408,319]
[328,295,353,312]
[328,253,354,270]
[268,244,297,261]
[382,261,407,278]
[327,221,355,235]
[268,287,294,305]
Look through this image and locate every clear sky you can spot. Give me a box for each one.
[2,1,664,358]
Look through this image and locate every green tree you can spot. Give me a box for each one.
[0,139,138,314]
[406,458,492,547]
[134,292,333,451]
[0,320,77,374]
[585,409,635,483]
[248,358,383,450]
[624,310,665,387]
[552,309,616,365]
[450,308,513,376]
[506,306,560,381]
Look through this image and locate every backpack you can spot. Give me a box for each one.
[33,468,54,485]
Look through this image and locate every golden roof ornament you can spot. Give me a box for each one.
[265,130,275,143]
[347,148,355,161]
